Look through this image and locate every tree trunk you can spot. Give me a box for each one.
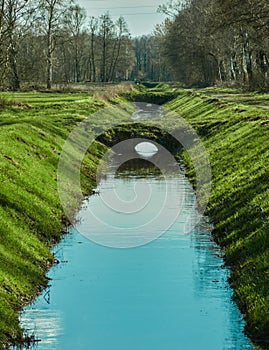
[101,31,107,82]
[47,45,53,89]
[8,43,20,90]
[230,55,236,81]
[47,10,53,89]
[0,0,5,39]
[75,42,80,82]
[108,37,122,81]
[90,31,96,82]
[241,30,253,90]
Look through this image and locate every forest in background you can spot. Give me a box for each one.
[157,0,269,90]
[0,0,269,90]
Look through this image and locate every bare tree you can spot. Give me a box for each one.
[107,16,129,81]
[99,13,114,82]
[39,0,70,89]
[89,16,98,82]
[0,0,33,90]
[63,4,86,82]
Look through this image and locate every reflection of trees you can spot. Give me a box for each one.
[192,224,251,348]
[192,225,226,294]
[116,159,162,178]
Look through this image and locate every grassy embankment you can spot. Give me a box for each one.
[0,90,130,348]
[1,83,269,348]
[162,88,269,347]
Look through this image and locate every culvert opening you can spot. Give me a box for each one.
[96,123,183,157]
[134,142,159,158]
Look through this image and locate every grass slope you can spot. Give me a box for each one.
[1,86,269,348]
[165,89,269,347]
[0,91,129,348]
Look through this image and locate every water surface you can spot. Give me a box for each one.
[14,157,254,350]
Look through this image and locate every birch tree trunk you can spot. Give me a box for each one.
[47,19,53,89]
[89,17,97,82]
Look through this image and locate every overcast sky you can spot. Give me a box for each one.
[78,0,167,37]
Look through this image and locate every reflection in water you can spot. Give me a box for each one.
[116,159,162,178]
[11,310,63,350]
[191,228,249,350]
[14,157,254,350]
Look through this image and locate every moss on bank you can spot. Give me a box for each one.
[164,89,269,347]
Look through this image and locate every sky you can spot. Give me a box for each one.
[78,0,167,37]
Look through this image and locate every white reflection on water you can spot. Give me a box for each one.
[19,309,63,349]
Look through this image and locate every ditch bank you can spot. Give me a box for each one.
[0,91,183,349]
[163,89,269,348]
[0,93,110,349]
[124,85,269,347]
[1,88,269,349]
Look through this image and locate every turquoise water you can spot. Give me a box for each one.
[14,158,254,350]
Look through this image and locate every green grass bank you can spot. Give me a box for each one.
[0,91,132,348]
[163,89,269,347]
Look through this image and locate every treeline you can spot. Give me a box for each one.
[0,0,138,90]
[156,0,269,89]
[3,0,268,91]
[0,0,171,91]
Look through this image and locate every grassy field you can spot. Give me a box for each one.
[0,90,132,348]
